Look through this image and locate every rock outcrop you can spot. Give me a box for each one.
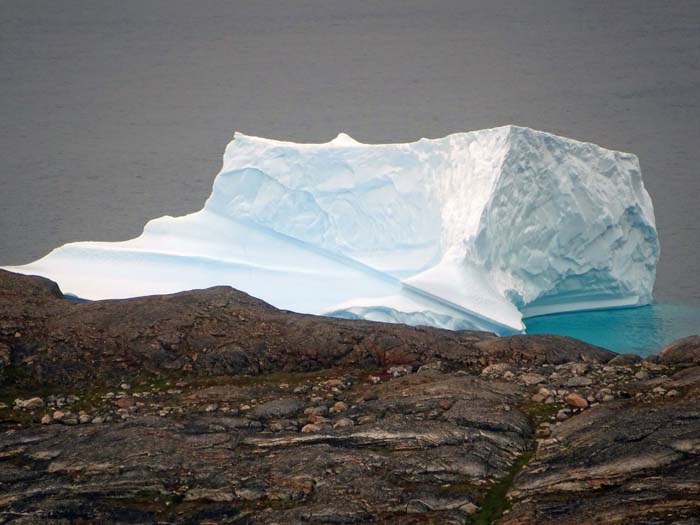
[0,270,698,524]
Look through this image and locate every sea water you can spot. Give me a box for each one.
[526,302,700,356]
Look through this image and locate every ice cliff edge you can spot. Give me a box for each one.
[4,126,659,334]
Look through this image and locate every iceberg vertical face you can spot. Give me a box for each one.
[4,126,659,335]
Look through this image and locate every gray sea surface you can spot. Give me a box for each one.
[1,0,699,306]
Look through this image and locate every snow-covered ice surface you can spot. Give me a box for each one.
[5,126,659,335]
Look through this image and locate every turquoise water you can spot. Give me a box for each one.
[525,302,700,356]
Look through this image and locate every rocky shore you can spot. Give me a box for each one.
[1,269,698,524]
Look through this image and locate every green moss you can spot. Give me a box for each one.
[521,400,562,425]
[468,449,534,525]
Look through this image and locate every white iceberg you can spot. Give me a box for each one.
[4,126,659,334]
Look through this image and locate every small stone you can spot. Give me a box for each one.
[322,379,344,388]
[571,363,591,375]
[120,383,131,390]
[357,415,376,425]
[556,409,571,421]
[333,417,354,429]
[565,376,593,387]
[652,386,667,395]
[114,396,135,409]
[666,389,679,397]
[536,426,551,438]
[301,423,323,433]
[329,401,348,414]
[204,403,218,412]
[635,370,650,380]
[91,416,105,424]
[459,502,479,515]
[481,363,514,377]
[41,414,52,425]
[369,376,382,384]
[565,393,589,409]
[439,399,455,410]
[305,405,328,417]
[15,397,44,410]
[503,371,515,380]
[52,410,66,421]
[520,373,546,386]
[538,387,553,398]
[531,393,547,403]
[269,421,285,432]
[306,414,328,424]
[387,365,413,378]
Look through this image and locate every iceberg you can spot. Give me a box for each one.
[4,126,659,334]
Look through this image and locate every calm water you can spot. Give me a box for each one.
[1,1,699,352]
[526,303,700,356]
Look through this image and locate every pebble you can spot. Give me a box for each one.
[333,417,354,429]
[556,409,572,421]
[305,406,328,416]
[459,502,479,515]
[329,401,348,414]
[481,363,514,377]
[565,376,593,387]
[388,365,413,378]
[439,399,455,410]
[634,370,650,380]
[520,373,546,386]
[565,393,588,409]
[570,363,590,375]
[301,423,323,433]
[14,397,44,410]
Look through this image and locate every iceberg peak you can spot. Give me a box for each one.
[4,126,659,335]
[330,132,361,146]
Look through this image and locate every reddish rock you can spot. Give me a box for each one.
[565,393,588,409]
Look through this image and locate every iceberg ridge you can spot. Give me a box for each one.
[4,126,659,334]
